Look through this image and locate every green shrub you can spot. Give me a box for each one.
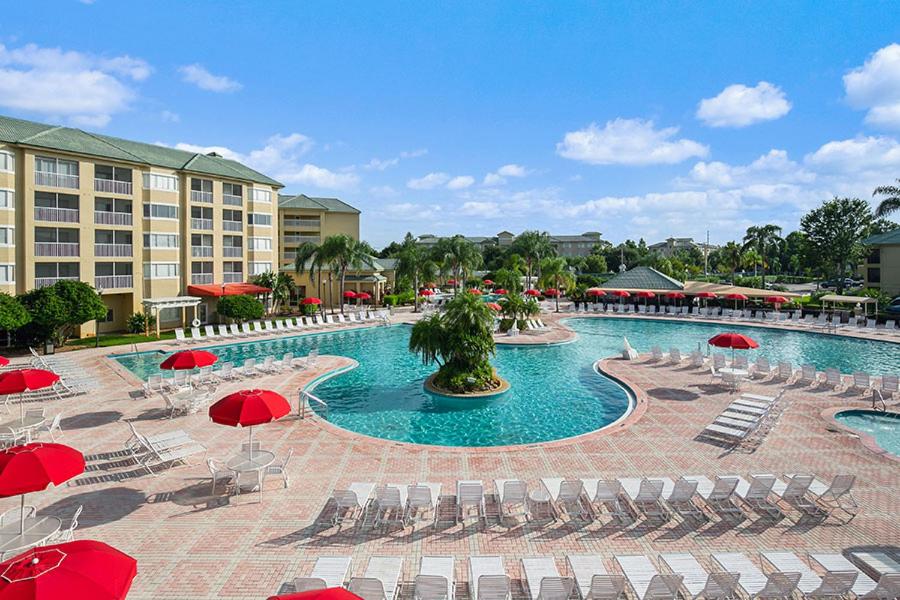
[217,295,265,322]
[383,294,399,306]
[301,302,320,316]
[0,293,29,332]
[126,312,156,334]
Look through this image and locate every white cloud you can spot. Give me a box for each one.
[804,135,900,172]
[446,175,475,190]
[287,164,359,190]
[696,82,791,127]
[178,63,242,93]
[160,110,180,123]
[556,118,708,165]
[686,149,815,188]
[369,185,398,197]
[0,42,150,126]
[459,201,501,217]
[407,172,450,190]
[364,148,427,171]
[844,43,900,129]
[384,202,442,220]
[483,173,505,186]
[483,163,530,186]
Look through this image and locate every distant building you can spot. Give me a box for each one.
[648,237,719,258]
[862,228,900,297]
[415,231,603,257]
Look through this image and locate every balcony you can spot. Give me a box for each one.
[283,235,320,245]
[95,243,133,258]
[223,221,242,232]
[191,246,213,258]
[283,219,320,230]
[223,194,242,206]
[223,273,243,283]
[94,178,132,195]
[34,172,79,189]
[35,207,79,223]
[35,276,79,289]
[94,211,133,226]
[191,273,214,285]
[190,190,213,203]
[191,218,213,230]
[223,246,242,258]
[35,242,79,257]
[95,274,133,289]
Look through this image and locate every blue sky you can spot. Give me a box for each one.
[2,1,899,248]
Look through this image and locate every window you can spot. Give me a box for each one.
[0,151,12,173]
[143,263,179,279]
[223,182,243,197]
[95,197,131,213]
[868,248,881,264]
[103,309,114,323]
[143,173,179,192]
[248,212,272,226]
[0,189,12,209]
[0,264,13,284]
[96,262,133,276]
[35,263,78,279]
[143,233,179,248]
[36,227,78,243]
[191,262,213,275]
[35,191,78,210]
[224,261,243,274]
[95,230,132,244]
[35,156,78,176]
[249,262,272,275]
[191,178,212,193]
[94,164,132,182]
[223,209,242,221]
[251,188,271,203]
[868,267,881,284]
[191,234,213,247]
[0,227,12,247]
[249,236,272,251]
[142,203,178,220]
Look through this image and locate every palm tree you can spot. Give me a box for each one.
[396,233,438,312]
[720,241,744,284]
[741,248,762,277]
[873,179,900,218]
[431,236,481,294]
[294,241,326,313]
[270,272,296,314]
[319,234,376,314]
[492,267,522,294]
[511,231,554,290]
[743,224,782,288]
[538,256,575,312]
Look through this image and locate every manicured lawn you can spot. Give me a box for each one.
[63,331,176,350]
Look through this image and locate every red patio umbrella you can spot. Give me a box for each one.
[447,279,457,286]
[708,332,760,366]
[765,296,788,304]
[483,279,494,285]
[486,302,502,311]
[543,288,560,297]
[468,288,482,295]
[0,443,85,535]
[301,297,322,305]
[343,290,357,299]
[695,292,718,298]
[609,290,630,298]
[586,288,605,297]
[524,289,540,297]
[635,291,655,305]
[0,357,8,367]
[0,370,61,419]
[268,588,363,600]
[208,390,291,460]
[0,540,137,600]
[159,350,217,370]
[419,289,434,296]
[665,292,686,299]
[725,292,748,310]
[355,292,371,302]
[494,289,507,295]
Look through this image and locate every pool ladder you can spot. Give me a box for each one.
[299,390,328,420]
[872,388,886,412]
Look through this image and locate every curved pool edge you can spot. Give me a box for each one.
[822,406,900,463]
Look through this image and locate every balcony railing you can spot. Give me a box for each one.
[223,194,242,206]
[282,251,297,261]
[223,221,242,232]
[283,235,320,245]
[94,211,133,226]
[35,242,79,257]
[283,219,321,229]
[191,273,214,285]
[35,276,79,289]
[191,218,213,230]
[223,273,243,283]
[95,274,133,289]
[190,190,213,203]
[94,178,132,195]
[223,246,242,257]
[191,246,213,258]
[34,172,79,189]
[35,207,79,223]
[95,243,133,258]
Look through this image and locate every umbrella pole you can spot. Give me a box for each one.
[248,426,253,460]
[19,493,25,535]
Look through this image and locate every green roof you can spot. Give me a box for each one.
[278,193,360,213]
[601,266,684,291]
[864,228,900,245]
[0,114,282,187]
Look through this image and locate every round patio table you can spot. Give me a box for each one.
[226,450,275,473]
[0,515,61,555]
[0,414,46,443]
[718,367,749,377]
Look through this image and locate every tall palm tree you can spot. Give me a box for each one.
[538,256,575,312]
[741,248,762,277]
[431,236,481,294]
[294,241,326,313]
[873,179,900,218]
[511,231,554,290]
[270,272,296,314]
[396,233,438,312]
[742,224,782,288]
[720,241,744,284]
[319,234,376,314]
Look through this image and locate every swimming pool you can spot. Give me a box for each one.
[834,410,900,457]
[112,316,900,447]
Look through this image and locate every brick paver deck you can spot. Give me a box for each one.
[1,313,896,599]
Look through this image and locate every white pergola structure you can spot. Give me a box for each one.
[141,296,203,338]
[820,294,878,317]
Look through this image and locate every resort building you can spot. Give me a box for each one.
[862,228,900,296]
[0,114,282,334]
[415,230,603,257]
[648,236,720,258]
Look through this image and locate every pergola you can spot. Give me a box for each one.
[141,296,203,338]
[820,294,878,317]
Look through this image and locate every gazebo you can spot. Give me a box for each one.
[140,297,203,338]
[819,294,879,317]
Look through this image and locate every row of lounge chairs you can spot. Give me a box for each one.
[328,472,857,530]
[124,422,206,475]
[700,391,787,446]
[286,550,899,600]
[173,311,390,344]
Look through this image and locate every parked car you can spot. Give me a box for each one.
[820,278,857,290]
[886,297,900,315]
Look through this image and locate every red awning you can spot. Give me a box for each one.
[186,283,272,297]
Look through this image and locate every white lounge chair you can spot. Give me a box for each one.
[229,323,242,337]
[293,556,352,592]
[494,479,529,521]
[240,358,258,377]
[711,553,800,600]
[405,482,441,528]
[566,555,625,600]
[204,325,219,339]
[760,552,854,599]
[733,474,780,518]
[614,555,682,600]
[665,478,705,522]
[415,556,454,600]
[521,557,575,600]
[468,556,510,600]
[218,324,231,338]
[349,556,404,600]
[808,553,887,600]
[330,482,375,525]
[658,553,740,600]
[240,322,253,337]
[190,327,204,343]
[174,328,188,344]
[849,372,872,394]
[457,480,486,523]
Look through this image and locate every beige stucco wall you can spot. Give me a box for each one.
[866,244,900,297]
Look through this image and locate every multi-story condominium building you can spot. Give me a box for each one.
[648,237,720,258]
[0,115,282,335]
[862,228,900,297]
[415,231,604,257]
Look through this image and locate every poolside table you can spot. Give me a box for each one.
[0,515,61,555]
[0,414,45,443]
[226,450,275,473]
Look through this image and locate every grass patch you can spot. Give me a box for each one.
[62,331,176,350]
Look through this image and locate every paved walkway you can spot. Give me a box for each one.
[1,315,896,600]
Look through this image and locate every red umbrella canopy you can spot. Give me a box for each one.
[524,289,540,296]
[301,297,322,305]
[486,302,502,311]
[0,540,137,600]
[665,292,686,299]
[447,279,457,285]
[268,588,363,600]
[725,293,749,300]
[468,288,482,295]
[0,370,59,396]
[343,290,357,299]
[355,292,371,300]
[609,290,631,298]
[543,288,560,297]
[419,289,434,296]
[765,295,788,304]
[159,350,218,371]
[209,389,291,428]
[0,443,85,497]
[708,332,760,350]
[494,289,507,295]
[0,357,8,367]
[483,279,494,285]
[695,292,718,299]
[635,291,656,299]
[586,288,605,296]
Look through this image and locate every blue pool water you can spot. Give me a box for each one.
[112,317,900,447]
[834,410,900,456]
